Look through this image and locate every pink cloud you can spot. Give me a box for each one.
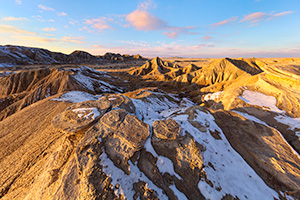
[38,4,55,11]
[125,1,197,38]
[90,41,214,57]
[61,36,85,44]
[42,27,56,32]
[163,26,198,39]
[202,36,212,40]
[240,12,267,24]
[126,10,167,31]
[240,11,293,25]
[211,17,238,27]
[85,18,112,31]
[272,11,293,17]
[90,42,300,58]
[163,32,177,39]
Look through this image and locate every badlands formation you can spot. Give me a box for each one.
[0,47,300,200]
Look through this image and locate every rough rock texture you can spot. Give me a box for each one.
[87,109,149,174]
[151,119,205,200]
[212,110,300,199]
[52,99,111,133]
[133,181,158,200]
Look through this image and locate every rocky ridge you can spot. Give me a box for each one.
[0,45,146,66]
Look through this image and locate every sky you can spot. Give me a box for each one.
[0,0,299,58]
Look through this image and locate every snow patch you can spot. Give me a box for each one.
[72,66,120,93]
[275,115,300,136]
[72,107,100,120]
[52,91,98,103]
[100,148,167,199]
[239,90,284,113]
[204,91,223,101]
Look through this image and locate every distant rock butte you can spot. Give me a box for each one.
[0,45,146,66]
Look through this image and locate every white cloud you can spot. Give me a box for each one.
[15,0,22,5]
[85,17,112,31]
[38,4,55,12]
[2,17,28,21]
[57,12,67,17]
[42,27,57,32]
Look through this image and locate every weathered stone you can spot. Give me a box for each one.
[52,99,111,133]
[153,118,180,140]
[133,181,159,200]
[151,119,205,199]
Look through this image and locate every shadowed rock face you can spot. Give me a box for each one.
[212,110,300,199]
[0,45,147,65]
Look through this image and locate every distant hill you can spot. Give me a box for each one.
[0,45,147,66]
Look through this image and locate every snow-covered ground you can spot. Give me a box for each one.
[275,115,300,137]
[203,91,223,101]
[72,107,100,120]
[71,66,121,93]
[52,91,99,103]
[238,90,300,137]
[239,90,284,113]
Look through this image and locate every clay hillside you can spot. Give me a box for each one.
[1,49,300,200]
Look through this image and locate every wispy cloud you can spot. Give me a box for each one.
[11,34,85,44]
[0,25,35,35]
[125,0,197,38]
[61,36,85,44]
[84,17,113,31]
[137,0,156,10]
[57,12,67,17]
[240,12,266,24]
[241,11,293,26]
[211,17,238,27]
[15,0,21,5]
[90,41,213,57]
[32,15,45,22]
[12,35,57,43]
[42,27,57,32]
[49,19,55,22]
[38,4,55,12]
[163,26,197,39]
[202,36,212,40]
[272,11,294,18]
[2,16,28,21]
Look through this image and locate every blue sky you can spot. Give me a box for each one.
[0,0,299,57]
